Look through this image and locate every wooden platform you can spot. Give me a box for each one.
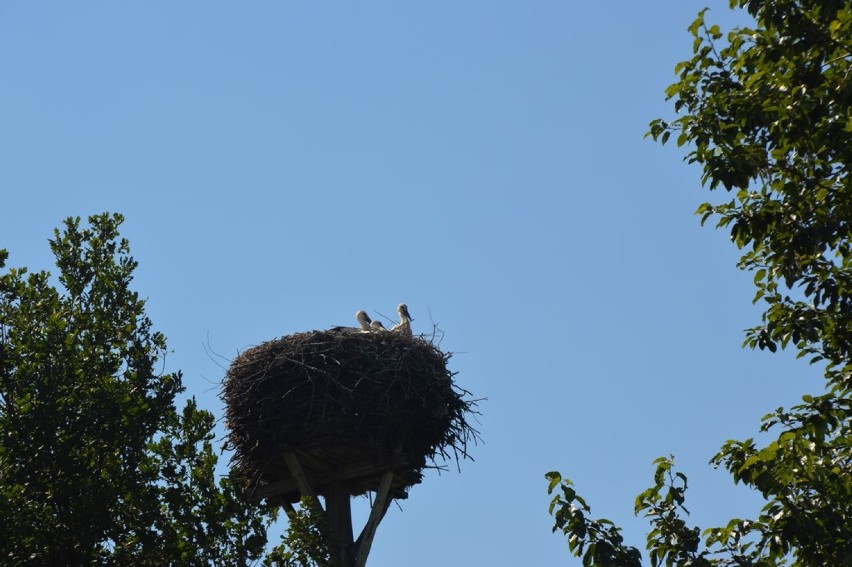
[250,444,424,503]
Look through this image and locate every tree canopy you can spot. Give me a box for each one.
[0,213,271,565]
[550,1,852,564]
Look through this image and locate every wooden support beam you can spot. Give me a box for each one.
[281,500,297,521]
[354,469,394,567]
[326,481,355,567]
[252,453,412,501]
[282,452,324,512]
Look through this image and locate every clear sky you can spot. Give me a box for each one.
[0,2,821,565]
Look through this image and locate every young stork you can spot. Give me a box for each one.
[330,310,373,333]
[390,303,413,336]
[355,310,372,331]
[370,320,387,331]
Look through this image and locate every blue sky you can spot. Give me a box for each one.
[0,2,821,565]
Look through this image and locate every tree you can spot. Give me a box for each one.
[264,498,332,567]
[551,1,851,564]
[0,213,272,565]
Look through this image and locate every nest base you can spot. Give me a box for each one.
[252,445,422,504]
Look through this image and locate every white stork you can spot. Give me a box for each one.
[330,310,373,333]
[356,310,372,331]
[390,303,413,336]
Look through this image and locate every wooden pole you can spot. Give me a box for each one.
[282,452,324,512]
[280,451,399,567]
[354,469,395,567]
[325,481,355,567]
[281,500,298,521]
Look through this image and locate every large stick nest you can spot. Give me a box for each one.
[222,330,479,501]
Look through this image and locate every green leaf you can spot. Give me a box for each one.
[546,471,563,493]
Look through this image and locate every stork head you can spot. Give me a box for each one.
[397,303,413,321]
[370,320,386,331]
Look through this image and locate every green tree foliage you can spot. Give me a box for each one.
[264,499,332,567]
[546,472,642,567]
[551,1,852,565]
[0,213,271,565]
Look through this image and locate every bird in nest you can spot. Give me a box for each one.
[391,303,413,336]
[330,305,413,335]
[330,310,374,333]
[356,310,372,330]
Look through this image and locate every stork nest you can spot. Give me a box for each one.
[222,329,479,499]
